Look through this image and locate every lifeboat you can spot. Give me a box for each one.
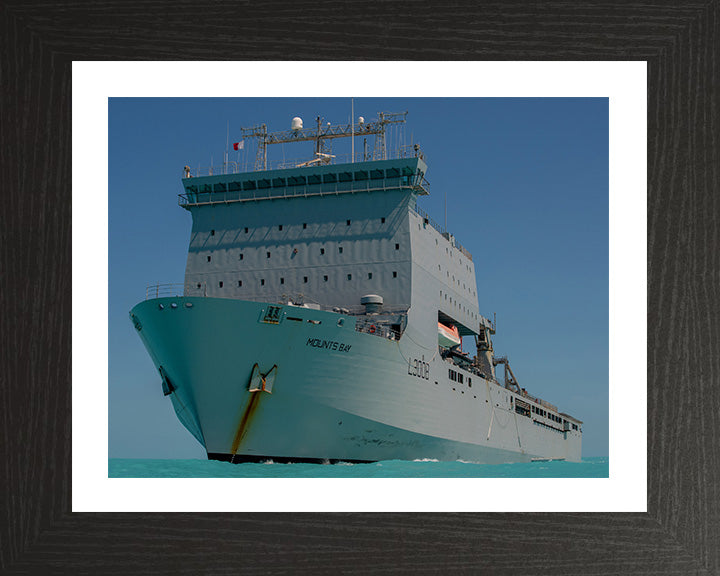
[438,322,461,348]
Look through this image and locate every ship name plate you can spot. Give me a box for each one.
[306,338,352,353]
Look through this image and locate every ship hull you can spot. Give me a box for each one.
[130,297,581,464]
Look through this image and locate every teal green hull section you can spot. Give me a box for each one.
[131,297,581,463]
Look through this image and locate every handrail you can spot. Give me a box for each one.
[145,282,206,300]
[186,146,426,178]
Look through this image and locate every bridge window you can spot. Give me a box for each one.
[393,271,397,278]
[261,279,265,286]
[244,227,249,233]
[381,217,386,224]
[346,219,351,226]
[347,274,352,281]
[219,281,223,288]
[320,248,325,255]
[239,253,244,260]
[395,243,399,250]
[207,256,211,262]
[368,272,372,279]
[279,225,283,231]
[338,247,343,254]
[304,276,308,283]
[280,278,284,285]
[323,275,328,282]
[303,223,307,229]
[238,280,242,287]
[267,252,271,258]
[211,229,215,236]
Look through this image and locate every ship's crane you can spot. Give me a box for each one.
[492,355,521,393]
[240,111,408,170]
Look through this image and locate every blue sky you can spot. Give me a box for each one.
[109,97,608,459]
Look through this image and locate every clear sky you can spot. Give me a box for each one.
[109,97,608,459]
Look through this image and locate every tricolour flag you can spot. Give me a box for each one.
[233,141,244,151]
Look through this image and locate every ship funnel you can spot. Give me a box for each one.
[291,117,303,131]
[360,294,383,314]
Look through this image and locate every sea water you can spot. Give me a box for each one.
[109,456,608,478]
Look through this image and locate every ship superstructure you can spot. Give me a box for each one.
[130,111,582,464]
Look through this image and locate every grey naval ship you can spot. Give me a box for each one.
[130,111,583,464]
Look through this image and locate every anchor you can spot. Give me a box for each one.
[248,363,277,394]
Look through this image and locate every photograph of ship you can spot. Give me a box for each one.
[110,98,608,471]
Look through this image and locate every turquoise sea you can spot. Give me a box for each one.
[109,456,608,478]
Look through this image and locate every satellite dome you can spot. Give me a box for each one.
[291,117,303,131]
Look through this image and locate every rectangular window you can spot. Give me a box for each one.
[261,279,265,286]
[303,223,307,229]
[393,271,397,278]
[381,217,386,224]
[211,229,215,236]
[266,252,271,258]
[338,247,343,254]
[368,272,372,279]
[395,243,399,250]
[320,248,325,255]
[244,227,249,233]
[347,274,352,281]
[279,225,283,231]
[219,281,223,288]
[346,219,351,226]
[240,253,244,260]
[303,276,308,283]
[207,256,211,262]
[280,278,284,284]
[238,280,242,287]
[323,275,328,282]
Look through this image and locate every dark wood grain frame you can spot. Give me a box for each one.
[1,2,718,574]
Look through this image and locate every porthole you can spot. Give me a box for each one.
[337,318,345,327]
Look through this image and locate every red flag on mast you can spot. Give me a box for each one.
[233,141,244,151]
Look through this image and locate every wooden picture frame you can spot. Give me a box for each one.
[1,2,717,573]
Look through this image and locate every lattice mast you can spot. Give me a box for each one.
[240,111,408,171]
